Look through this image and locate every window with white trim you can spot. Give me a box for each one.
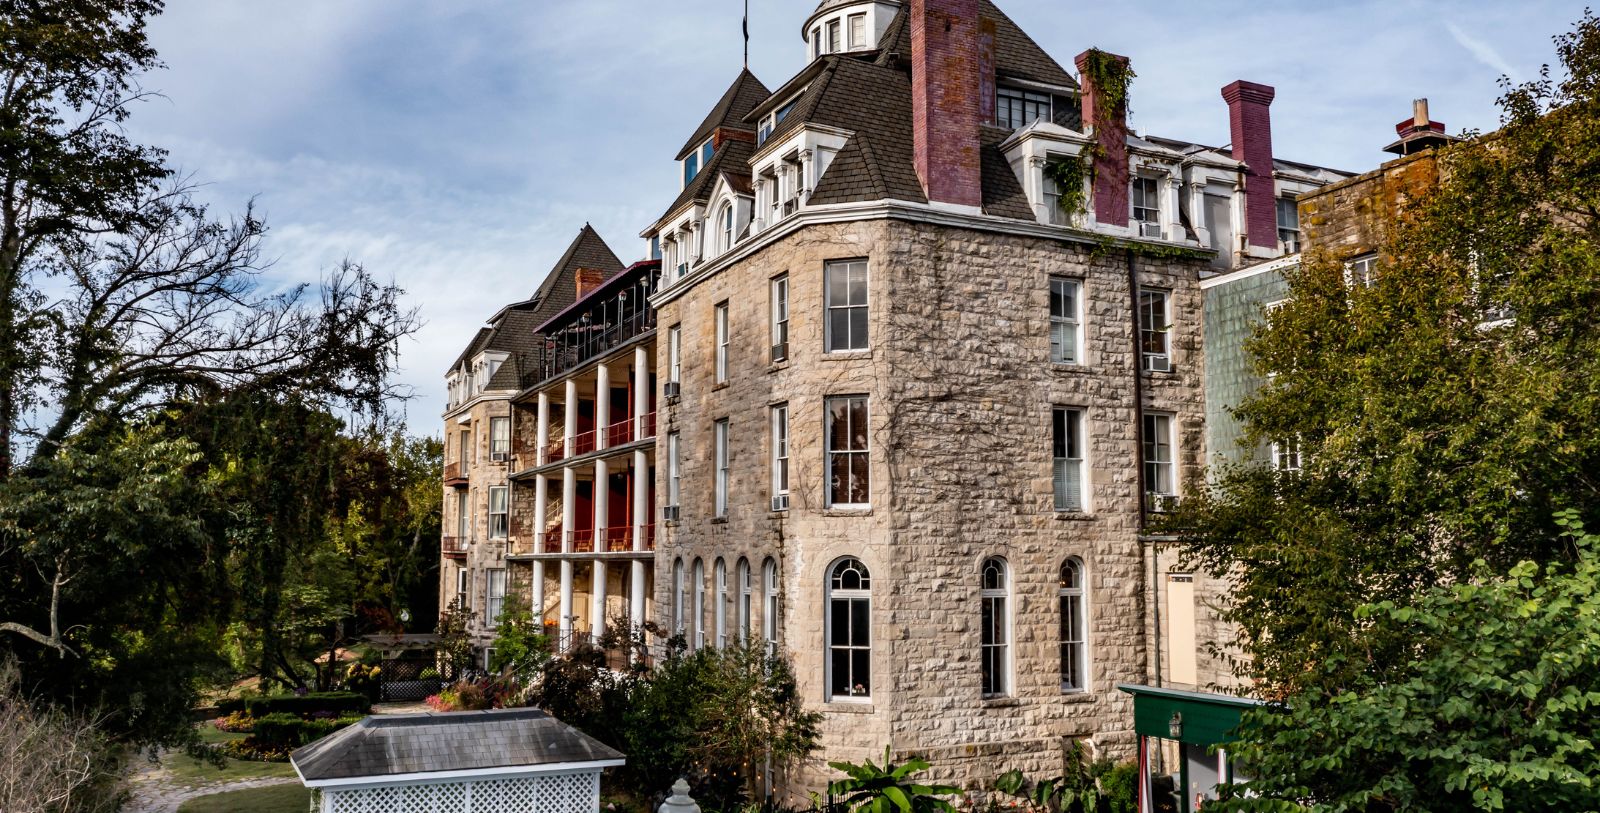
[1053,407,1085,512]
[996,86,1051,129]
[1347,253,1378,288]
[458,428,470,468]
[1138,289,1171,372]
[668,325,682,384]
[714,419,730,518]
[762,557,779,655]
[715,302,729,383]
[848,13,866,48]
[719,202,734,253]
[667,432,681,509]
[826,19,841,53]
[692,558,706,650]
[737,557,752,643]
[1059,558,1088,692]
[1049,277,1081,364]
[455,566,469,610]
[771,274,790,361]
[485,568,506,628]
[1273,437,1302,473]
[489,417,510,461]
[672,558,685,636]
[824,260,869,352]
[714,558,728,648]
[980,557,1010,697]
[825,395,870,508]
[1278,196,1300,253]
[488,485,508,539]
[456,491,469,540]
[826,557,871,700]
[771,404,790,511]
[1143,413,1176,497]
[1131,176,1160,224]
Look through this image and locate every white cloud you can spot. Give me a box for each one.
[1445,21,1522,83]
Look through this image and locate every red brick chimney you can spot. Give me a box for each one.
[1075,50,1131,228]
[575,267,605,299]
[1222,80,1277,250]
[911,0,982,208]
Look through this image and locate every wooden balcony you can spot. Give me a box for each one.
[443,462,468,489]
[441,536,467,558]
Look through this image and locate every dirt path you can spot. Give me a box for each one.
[123,756,298,813]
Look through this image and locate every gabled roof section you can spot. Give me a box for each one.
[529,224,627,315]
[785,57,928,206]
[675,69,771,161]
[656,138,756,226]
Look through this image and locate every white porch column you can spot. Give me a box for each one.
[536,392,550,465]
[631,450,648,552]
[593,458,609,552]
[595,363,611,451]
[1027,155,1047,223]
[532,560,546,629]
[1188,180,1211,248]
[563,378,577,455]
[590,559,608,643]
[1164,176,1184,242]
[559,561,574,643]
[561,468,575,553]
[633,346,648,432]
[630,560,647,632]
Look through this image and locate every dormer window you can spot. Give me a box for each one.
[997,87,1052,130]
[848,14,866,49]
[757,98,798,146]
[683,139,715,186]
[1131,176,1162,238]
[811,27,821,59]
[719,202,735,253]
[826,19,841,53]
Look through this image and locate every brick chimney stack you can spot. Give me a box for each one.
[1221,80,1278,250]
[1075,50,1131,228]
[911,0,983,208]
[575,267,605,299]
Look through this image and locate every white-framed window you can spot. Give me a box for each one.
[1131,176,1160,223]
[1273,437,1302,473]
[996,86,1051,129]
[483,647,497,671]
[692,558,706,649]
[1278,196,1300,253]
[1053,407,1085,512]
[715,302,729,383]
[485,568,506,628]
[980,557,1010,697]
[762,557,779,656]
[672,558,685,636]
[714,558,728,648]
[824,259,869,352]
[719,203,734,253]
[714,418,730,517]
[737,557,752,643]
[455,566,469,610]
[1138,289,1171,372]
[667,432,681,509]
[811,27,821,59]
[771,404,790,511]
[458,428,470,468]
[488,485,509,539]
[1143,413,1176,497]
[771,274,790,361]
[848,13,866,48]
[1042,157,1071,226]
[684,150,700,187]
[1346,253,1378,288]
[489,417,510,461]
[456,491,470,540]
[826,19,841,53]
[1049,277,1081,364]
[1059,558,1088,692]
[825,557,871,701]
[825,395,870,508]
[667,324,682,384]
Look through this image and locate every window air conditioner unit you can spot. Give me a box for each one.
[771,494,790,512]
[1148,494,1181,513]
[664,382,681,401]
[662,505,681,522]
[1145,354,1171,373]
[771,342,788,363]
[1138,221,1163,239]
[490,451,508,462]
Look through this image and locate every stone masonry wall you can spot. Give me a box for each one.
[440,395,516,647]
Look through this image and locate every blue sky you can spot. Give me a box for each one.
[129,0,1587,429]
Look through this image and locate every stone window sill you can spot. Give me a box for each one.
[822,701,876,714]
[1142,369,1181,381]
[822,349,874,361]
[1054,511,1096,522]
[1059,688,1095,702]
[713,381,730,391]
[710,516,728,525]
[821,508,872,518]
[768,359,791,373]
[982,696,1021,708]
[1051,362,1094,373]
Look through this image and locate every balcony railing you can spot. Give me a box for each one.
[638,411,657,440]
[542,528,563,554]
[541,306,657,383]
[535,525,655,554]
[598,526,631,552]
[573,429,597,457]
[443,462,468,487]
[605,418,632,447]
[441,536,467,556]
[571,533,594,554]
[545,438,566,465]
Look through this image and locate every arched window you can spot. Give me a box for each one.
[720,202,735,252]
[981,557,1011,697]
[692,558,706,650]
[826,557,872,701]
[1060,558,1088,692]
[762,557,780,656]
[714,558,728,648]
[672,558,685,637]
[737,557,752,643]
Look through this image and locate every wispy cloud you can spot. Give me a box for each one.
[1446,21,1521,82]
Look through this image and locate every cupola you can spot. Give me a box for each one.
[802,0,901,63]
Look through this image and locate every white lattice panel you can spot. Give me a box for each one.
[323,772,598,813]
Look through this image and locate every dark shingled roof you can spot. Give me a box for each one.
[778,57,928,207]
[675,69,771,161]
[979,125,1035,219]
[656,137,756,225]
[529,224,626,316]
[291,709,624,782]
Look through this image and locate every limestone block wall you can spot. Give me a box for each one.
[439,395,516,646]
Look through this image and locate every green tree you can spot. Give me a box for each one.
[1213,512,1600,812]
[1172,10,1600,699]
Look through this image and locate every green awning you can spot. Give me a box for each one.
[1117,683,1267,747]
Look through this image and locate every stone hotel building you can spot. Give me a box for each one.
[442,0,1351,794]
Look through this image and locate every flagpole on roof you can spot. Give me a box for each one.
[743,0,750,69]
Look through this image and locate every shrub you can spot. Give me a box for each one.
[1,660,128,813]
[217,691,371,719]
[213,711,256,733]
[248,712,363,753]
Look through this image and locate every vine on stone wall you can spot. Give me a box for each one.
[1080,47,1135,129]
[1044,154,1090,219]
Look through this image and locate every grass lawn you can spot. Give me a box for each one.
[196,721,246,745]
[177,784,309,813]
[164,751,297,787]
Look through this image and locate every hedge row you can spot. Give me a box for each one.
[217,691,372,718]
[251,712,364,749]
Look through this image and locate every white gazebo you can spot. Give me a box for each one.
[291,708,625,813]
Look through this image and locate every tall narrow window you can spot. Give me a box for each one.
[456,567,469,610]
[714,558,728,648]
[1131,176,1160,224]
[715,302,730,384]
[1053,408,1084,512]
[848,13,866,48]
[488,486,509,539]
[825,260,869,352]
[458,428,470,468]
[684,151,699,186]
[826,558,871,700]
[826,19,841,52]
[1277,197,1300,252]
[1273,437,1302,473]
[1138,289,1171,372]
[668,325,682,384]
[720,203,734,253]
[737,558,752,643]
[673,558,685,636]
[714,419,730,517]
[771,404,790,511]
[825,395,870,507]
[485,568,507,628]
[692,558,706,650]
[763,557,779,656]
[1143,413,1175,498]
[981,558,1010,697]
[811,27,821,59]
[667,432,681,509]
[456,491,469,540]
[1049,278,1081,364]
[489,417,510,461]
[771,274,790,361]
[1059,558,1088,692]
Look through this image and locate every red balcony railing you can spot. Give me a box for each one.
[443,462,468,487]
[573,429,597,456]
[441,536,466,556]
[571,532,594,554]
[638,411,657,439]
[645,522,656,550]
[542,527,563,554]
[605,418,632,447]
[544,438,565,465]
[599,526,632,552]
